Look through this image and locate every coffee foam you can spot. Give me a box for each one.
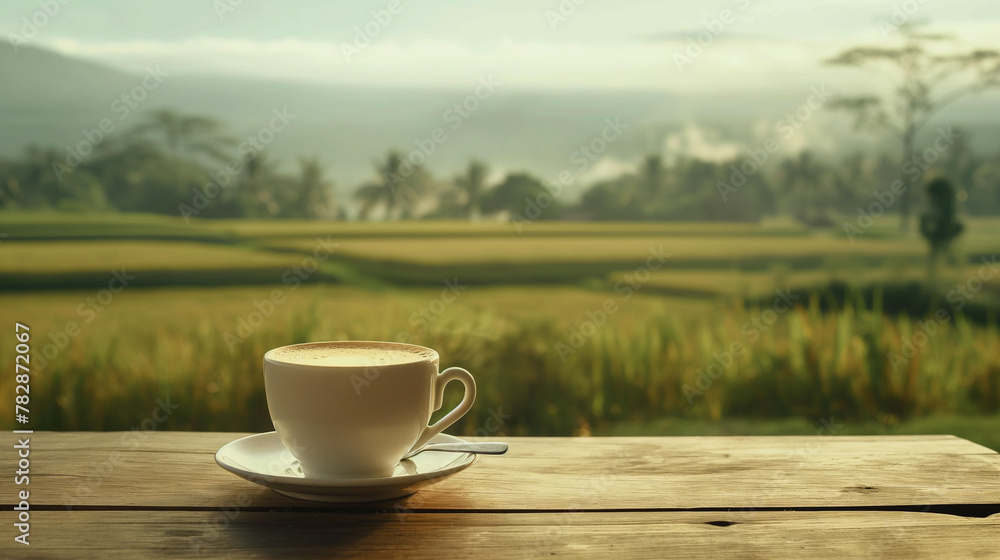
[270,342,435,367]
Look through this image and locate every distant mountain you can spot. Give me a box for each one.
[0,42,139,145]
[2,41,1000,198]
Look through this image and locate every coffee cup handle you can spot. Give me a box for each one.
[410,367,477,452]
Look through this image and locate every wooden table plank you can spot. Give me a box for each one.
[12,510,1000,559]
[6,432,1000,511]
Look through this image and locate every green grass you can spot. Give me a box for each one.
[0,211,229,241]
[614,265,1000,299]
[0,240,340,289]
[0,240,301,273]
[2,213,996,289]
[1,284,998,437]
[202,216,812,239]
[0,211,808,241]
[598,415,1000,451]
[266,233,926,264]
[0,212,998,441]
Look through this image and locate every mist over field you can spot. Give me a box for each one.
[3,0,1000,197]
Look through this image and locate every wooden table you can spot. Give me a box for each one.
[6,432,1000,558]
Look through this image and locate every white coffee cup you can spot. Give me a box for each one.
[263,340,476,479]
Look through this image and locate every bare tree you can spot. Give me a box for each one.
[826,23,1000,231]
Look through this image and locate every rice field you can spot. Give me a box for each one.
[264,233,929,265]
[0,240,300,273]
[612,265,1000,299]
[1,284,998,439]
[0,212,998,447]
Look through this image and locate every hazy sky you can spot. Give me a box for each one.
[3,0,1000,92]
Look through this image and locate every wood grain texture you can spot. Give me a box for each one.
[4,432,1000,511]
[11,511,1000,560]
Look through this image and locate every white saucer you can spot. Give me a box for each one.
[215,432,476,502]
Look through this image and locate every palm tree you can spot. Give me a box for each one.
[453,159,489,220]
[354,151,432,220]
[291,157,339,219]
[238,153,281,217]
